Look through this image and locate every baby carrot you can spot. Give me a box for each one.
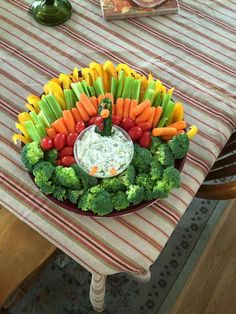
[152,127,177,137]
[129,99,138,121]
[161,130,185,141]
[80,93,97,116]
[116,98,124,118]
[90,96,98,112]
[135,107,153,124]
[63,110,76,133]
[152,107,163,128]
[76,101,90,121]
[51,117,69,135]
[105,93,114,105]
[168,120,187,131]
[46,127,57,139]
[146,107,155,125]
[123,98,131,119]
[71,107,82,122]
[133,100,151,117]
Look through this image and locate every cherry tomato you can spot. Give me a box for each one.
[128,126,143,141]
[139,131,152,148]
[137,122,152,131]
[66,132,78,147]
[54,133,66,151]
[56,159,62,166]
[59,146,73,159]
[61,156,76,167]
[88,116,103,126]
[75,121,85,134]
[40,137,53,151]
[121,118,135,132]
[112,115,122,126]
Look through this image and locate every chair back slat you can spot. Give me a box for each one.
[204,165,236,181]
[197,181,236,200]
[212,154,235,170]
[219,141,236,157]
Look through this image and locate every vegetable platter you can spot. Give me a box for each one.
[13,61,198,217]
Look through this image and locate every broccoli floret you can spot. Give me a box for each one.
[91,190,113,216]
[131,146,152,173]
[78,191,94,211]
[34,177,55,195]
[163,166,181,189]
[152,181,171,199]
[44,149,58,164]
[101,177,126,192]
[136,173,153,190]
[53,185,67,201]
[154,144,174,166]
[73,164,98,191]
[126,185,144,205]
[118,165,136,187]
[21,142,44,171]
[33,161,55,181]
[150,160,164,180]
[67,189,84,204]
[55,166,81,189]
[150,136,163,154]
[112,191,129,211]
[168,133,190,159]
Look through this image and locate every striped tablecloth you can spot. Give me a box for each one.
[0,0,236,310]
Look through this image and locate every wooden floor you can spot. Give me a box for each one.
[170,200,236,314]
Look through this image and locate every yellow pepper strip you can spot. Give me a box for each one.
[187,125,198,139]
[73,67,79,81]
[81,68,93,85]
[27,95,40,113]
[167,87,175,97]
[103,61,118,79]
[18,112,32,124]
[89,62,103,78]
[155,79,163,92]
[50,78,61,85]
[12,134,30,145]
[54,92,66,110]
[15,123,30,139]
[170,102,184,124]
[44,81,64,98]
[140,75,148,101]
[160,84,167,94]
[130,69,141,79]
[147,73,154,83]
[25,103,36,112]
[116,64,131,76]
[103,69,110,92]
[59,74,71,90]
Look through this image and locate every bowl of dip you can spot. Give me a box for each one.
[73,125,134,178]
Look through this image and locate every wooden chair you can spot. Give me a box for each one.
[0,207,57,310]
[196,130,236,200]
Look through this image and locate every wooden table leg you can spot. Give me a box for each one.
[89,272,107,312]
[129,269,151,283]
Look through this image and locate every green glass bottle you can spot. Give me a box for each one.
[30,0,72,26]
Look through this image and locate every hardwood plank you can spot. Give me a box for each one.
[170,200,236,314]
[0,207,56,306]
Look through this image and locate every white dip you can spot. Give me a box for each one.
[74,125,134,178]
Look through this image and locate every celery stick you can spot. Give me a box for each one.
[116,70,125,99]
[81,80,90,97]
[87,85,95,97]
[71,82,85,100]
[121,77,133,99]
[143,80,155,99]
[35,124,47,139]
[153,91,162,107]
[30,111,41,126]
[94,77,105,96]
[131,79,141,101]
[38,110,50,128]
[158,100,175,127]
[38,99,56,124]
[24,120,41,143]
[45,94,63,119]
[161,93,171,110]
[64,89,77,110]
[111,77,118,100]
[144,89,155,104]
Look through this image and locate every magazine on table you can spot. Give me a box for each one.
[100,0,179,20]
